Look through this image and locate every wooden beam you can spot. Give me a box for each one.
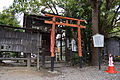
[50,16,56,71]
[0,58,36,60]
[0,25,42,31]
[77,21,82,57]
[45,14,86,22]
[45,21,86,28]
[50,17,56,57]
[27,53,31,67]
[37,52,40,69]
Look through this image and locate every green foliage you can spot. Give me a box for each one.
[0,12,20,27]
[1,52,17,58]
[99,0,120,36]
[10,52,17,57]
[109,21,120,37]
[4,0,42,15]
[2,0,119,36]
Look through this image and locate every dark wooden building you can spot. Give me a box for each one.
[23,14,52,56]
[105,36,120,56]
[0,13,54,68]
[0,14,52,54]
[0,29,41,53]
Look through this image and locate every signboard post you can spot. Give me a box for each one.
[92,33,104,70]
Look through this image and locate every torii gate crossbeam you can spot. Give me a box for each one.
[44,14,86,71]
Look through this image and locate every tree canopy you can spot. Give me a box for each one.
[0,12,20,27]
[2,0,119,37]
[0,0,120,65]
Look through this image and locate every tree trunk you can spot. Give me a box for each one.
[65,29,71,62]
[91,1,99,66]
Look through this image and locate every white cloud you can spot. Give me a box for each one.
[0,0,14,12]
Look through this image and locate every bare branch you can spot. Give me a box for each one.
[111,5,120,26]
[45,1,55,14]
[109,29,120,34]
[113,17,120,26]
[51,1,59,15]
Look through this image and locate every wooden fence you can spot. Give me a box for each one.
[0,30,42,53]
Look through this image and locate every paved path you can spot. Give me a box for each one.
[0,62,120,80]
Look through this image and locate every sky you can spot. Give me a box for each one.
[0,0,14,12]
[0,0,63,26]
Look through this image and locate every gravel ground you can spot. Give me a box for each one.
[0,62,120,80]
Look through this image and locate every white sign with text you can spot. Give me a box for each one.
[92,33,104,47]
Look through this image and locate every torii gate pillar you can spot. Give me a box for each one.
[44,14,86,71]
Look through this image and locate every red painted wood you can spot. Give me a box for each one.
[45,14,86,22]
[44,14,86,57]
[50,16,56,57]
[45,21,86,28]
[77,21,82,56]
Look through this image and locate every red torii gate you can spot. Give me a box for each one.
[44,14,86,71]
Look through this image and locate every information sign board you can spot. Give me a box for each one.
[92,33,104,47]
